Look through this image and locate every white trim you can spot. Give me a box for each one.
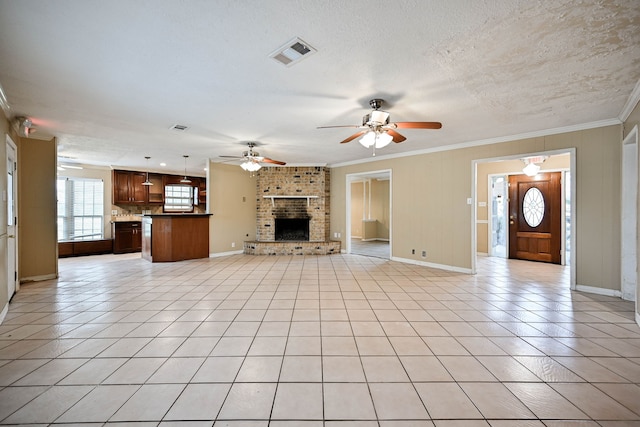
[575,284,622,298]
[636,311,639,328]
[476,219,489,224]
[21,274,57,282]
[0,303,8,325]
[330,119,620,168]
[361,238,389,242]
[619,78,640,122]
[209,250,244,258]
[391,256,473,274]
[621,125,638,303]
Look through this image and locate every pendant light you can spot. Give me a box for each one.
[142,156,153,186]
[180,155,192,183]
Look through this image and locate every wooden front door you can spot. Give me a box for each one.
[508,172,562,264]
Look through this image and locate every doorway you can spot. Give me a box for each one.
[474,150,575,287]
[6,136,17,300]
[346,170,391,259]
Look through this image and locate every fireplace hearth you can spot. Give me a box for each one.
[275,218,309,241]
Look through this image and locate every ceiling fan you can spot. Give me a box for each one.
[318,99,442,151]
[219,142,286,172]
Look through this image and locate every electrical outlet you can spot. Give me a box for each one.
[412,249,415,254]
[111,210,118,216]
[231,242,235,248]
[337,232,341,238]
[421,250,427,258]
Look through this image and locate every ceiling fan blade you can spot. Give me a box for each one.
[340,130,368,144]
[317,124,361,129]
[393,121,442,129]
[219,155,244,159]
[387,129,406,143]
[262,157,286,165]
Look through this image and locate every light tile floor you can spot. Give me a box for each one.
[0,253,639,426]
[350,239,390,259]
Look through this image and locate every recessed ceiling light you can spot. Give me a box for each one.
[160,162,167,167]
[270,37,316,67]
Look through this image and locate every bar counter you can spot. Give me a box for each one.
[142,213,211,262]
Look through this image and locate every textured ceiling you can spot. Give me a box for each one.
[0,0,638,176]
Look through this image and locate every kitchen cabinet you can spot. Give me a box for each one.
[147,173,164,204]
[112,221,142,253]
[113,170,147,204]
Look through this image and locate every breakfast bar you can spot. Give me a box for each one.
[142,213,211,262]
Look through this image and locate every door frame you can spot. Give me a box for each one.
[346,169,392,258]
[472,148,576,289]
[621,125,638,307]
[5,134,18,300]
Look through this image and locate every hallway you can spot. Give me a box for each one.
[0,253,638,425]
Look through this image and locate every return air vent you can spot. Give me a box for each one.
[170,124,189,131]
[270,37,316,67]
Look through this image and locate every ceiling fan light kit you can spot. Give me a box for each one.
[318,98,442,156]
[219,142,286,174]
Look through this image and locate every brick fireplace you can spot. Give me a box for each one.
[244,166,340,255]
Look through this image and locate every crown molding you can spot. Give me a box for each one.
[619,78,640,122]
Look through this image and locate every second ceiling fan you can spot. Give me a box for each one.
[318,98,442,150]
[219,142,286,172]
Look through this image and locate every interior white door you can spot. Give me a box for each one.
[6,140,16,300]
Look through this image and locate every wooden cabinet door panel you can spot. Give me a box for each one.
[131,172,147,203]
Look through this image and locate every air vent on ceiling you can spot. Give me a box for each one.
[270,37,316,67]
[170,124,189,131]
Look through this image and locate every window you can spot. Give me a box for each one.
[57,177,104,241]
[164,184,194,212]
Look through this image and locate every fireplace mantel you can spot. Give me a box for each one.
[263,195,318,207]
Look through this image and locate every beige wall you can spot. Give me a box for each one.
[18,136,58,281]
[208,161,256,254]
[350,181,364,237]
[371,179,390,239]
[332,125,621,290]
[59,166,114,239]
[350,179,390,240]
[476,154,571,253]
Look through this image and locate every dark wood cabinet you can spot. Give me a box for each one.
[112,169,206,207]
[113,170,147,204]
[147,173,164,204]
[112,221,142,253]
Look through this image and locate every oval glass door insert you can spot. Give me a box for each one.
[523,187,544,227]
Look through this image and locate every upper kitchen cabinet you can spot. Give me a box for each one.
[113,170,147,204]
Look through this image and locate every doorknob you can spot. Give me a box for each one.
[509,216,515,225]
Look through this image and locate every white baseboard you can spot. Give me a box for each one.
[21,273,57,283]
[351,235,362,239]
[391,256,473,274]
[0,303,7,325]
[575,284,623,298]
[209,250,244,258]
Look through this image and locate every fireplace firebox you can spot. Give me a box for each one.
[275,218,309,241]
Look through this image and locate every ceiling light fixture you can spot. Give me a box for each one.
[142,156,153,186]
[180,155,191,183]
[359,130,393,156]
[240,160,261,172]
[521,156,548,177]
